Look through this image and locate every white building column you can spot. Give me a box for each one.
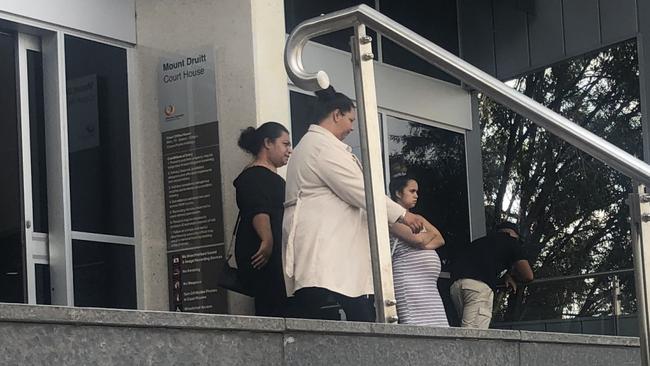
[131,0,289,312]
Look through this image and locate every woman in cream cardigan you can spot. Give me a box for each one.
[282,86,425,321]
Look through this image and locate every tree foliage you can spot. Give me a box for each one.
[481,40,641,321]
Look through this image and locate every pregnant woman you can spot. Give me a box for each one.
[389,175,448,327]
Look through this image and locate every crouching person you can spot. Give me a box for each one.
[450,222,533,328]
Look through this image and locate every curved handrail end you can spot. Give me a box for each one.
[284,5,372,91]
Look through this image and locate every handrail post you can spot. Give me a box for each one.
[630,183,650,365]
[350,24,398,323]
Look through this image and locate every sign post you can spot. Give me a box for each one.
[158,47,227,313]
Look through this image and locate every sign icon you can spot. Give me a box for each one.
[164,104,176,117]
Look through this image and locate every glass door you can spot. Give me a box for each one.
[0,30,49,305]
[17,33,50,305]
[382,114,471,327]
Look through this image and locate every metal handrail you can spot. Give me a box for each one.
[529,268,634,285]
[284,4,650,186]
[494,268,634,289]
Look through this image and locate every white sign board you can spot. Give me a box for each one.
[158,48,218,132]
[66,75,100,152]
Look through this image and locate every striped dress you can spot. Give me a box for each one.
[391,236,449,327]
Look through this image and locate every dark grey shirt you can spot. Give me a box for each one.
[451,233,527,291]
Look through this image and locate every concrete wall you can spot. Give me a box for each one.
[0,304,640,365]
[131,0,289,312]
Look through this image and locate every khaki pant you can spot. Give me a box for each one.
[450,278,494,329]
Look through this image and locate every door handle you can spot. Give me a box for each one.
[25,220,31,229]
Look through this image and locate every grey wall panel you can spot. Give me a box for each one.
[494,0,531,79]
[457,0,497,75]
[458,0,640,80]
[528,0,565,68]
[600,0,638,44]
[563,0,601,57]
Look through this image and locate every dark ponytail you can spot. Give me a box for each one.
[237,121,289,156]
[312,86,355,123]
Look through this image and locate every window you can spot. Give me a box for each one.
[73,240,136,308]
[483,40,640,335]
[0,31,25,304]
[384,115,470,265]
[288,91,316,146]
[28,49,48,233]
[65,35,133,237]
[35,264,51,305]
[65,35,135,309]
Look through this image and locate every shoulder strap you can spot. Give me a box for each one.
[226,213,241,260]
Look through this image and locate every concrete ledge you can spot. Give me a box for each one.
[285,317,522,341]
[0,303,285,332]
[0,303,641,366]
[0,303,640,345]
[520,329,639,347]
[290,320,640,348]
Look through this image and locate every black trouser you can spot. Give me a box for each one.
[290,287,376,322]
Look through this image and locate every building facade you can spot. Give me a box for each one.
[0,0,648,337]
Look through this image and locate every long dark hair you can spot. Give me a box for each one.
[237,121,289,156]
[312,86,355,123]
[389,174,417,201]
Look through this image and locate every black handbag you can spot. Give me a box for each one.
[217,214,255,297]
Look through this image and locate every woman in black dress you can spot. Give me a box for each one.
[234,122,292,316]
